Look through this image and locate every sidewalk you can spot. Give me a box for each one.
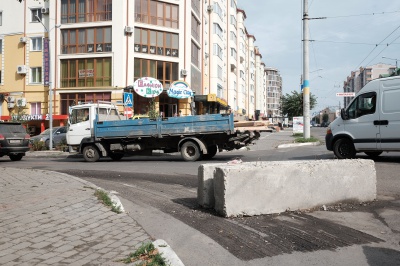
[0,167,151,265]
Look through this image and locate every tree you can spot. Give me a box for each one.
[280,91,317,119]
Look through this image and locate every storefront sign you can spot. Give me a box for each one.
[78,69,94,78]
[167,81,193,99]
[207,94,216,101]
[43,38,50,86]
[336,92,355,97]
[134,77,163,98]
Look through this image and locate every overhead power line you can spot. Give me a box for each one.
[311,40,400,46]
[323,10,400,19]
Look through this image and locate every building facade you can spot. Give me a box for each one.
[0,0,282,135]
[343,63,395,108]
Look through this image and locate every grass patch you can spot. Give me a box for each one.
[292,133,319,143]
[94,189,122,214]
[121,243,168,265]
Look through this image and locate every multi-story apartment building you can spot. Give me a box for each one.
[265,67,282,119]
[0,0,282,136]
[343,63,395,108]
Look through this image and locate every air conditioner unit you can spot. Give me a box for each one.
[207,5,213,12]
[181,69,188,76]
[16,98,27,107]
[17,65,28,74]
[125,26,134,33]
[41,7,49,14]
[20,37,28,43]
[6,96,15,108]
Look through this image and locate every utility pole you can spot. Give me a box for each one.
[302,0,310,138]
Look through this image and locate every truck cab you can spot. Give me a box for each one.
[67,103,121,153]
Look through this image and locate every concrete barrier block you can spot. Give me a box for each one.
[213,160,376,217]
[197,163,224,208]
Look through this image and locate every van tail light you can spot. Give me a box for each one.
[326,128,332,135]
[25,134,31,140]
[0,134,4,140]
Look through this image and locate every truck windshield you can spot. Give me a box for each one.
[69,108,90,125]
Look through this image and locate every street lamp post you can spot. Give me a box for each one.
[36,15,54,150]
[302,0,310,138]
[382,56,398,69]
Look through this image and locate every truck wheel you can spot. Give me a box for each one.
[109,152,124,161]
[181,141,202,162]
[202,145,218,160]
[9,154,23,161]
[364,151,382,158]
[333,138,356,159]
[83,145,100,162]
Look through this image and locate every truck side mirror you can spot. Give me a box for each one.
[340,108,348,120]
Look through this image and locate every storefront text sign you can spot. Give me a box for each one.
[134,77,163,98]
[167,81,193,99]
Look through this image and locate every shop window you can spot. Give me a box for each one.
[61,0,112,24]
[134,27,178,57]
[61,27,111,54]
[61,58,111,87]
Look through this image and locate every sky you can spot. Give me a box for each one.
[238,1,400,115]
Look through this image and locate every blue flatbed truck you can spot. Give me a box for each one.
[67,103,259,162]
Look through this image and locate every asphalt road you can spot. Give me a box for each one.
[1,127,399,265]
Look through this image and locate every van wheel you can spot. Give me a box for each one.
[333,138,356,159]
[181,141,202,162]
[9,154,23,161]
[83,145,100,162]
[364,151,382,158]
[202,145,218,160]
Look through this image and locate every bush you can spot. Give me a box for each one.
[30,140,47,151]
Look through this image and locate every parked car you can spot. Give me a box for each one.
[0,122,30,161]
[30,126,67,149]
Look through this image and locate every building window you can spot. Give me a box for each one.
[31,102,41,115]
[61,27,112,54]
[230,15,237,28]
[230,31,237,43]
[31,9,42,22]
[0,39,2,54]
[0,11,2,26]
[61,0,112,24]
[191,41,200,67]
[217,65,223,80]
[217,84,223,98]
[30,67,42,83]
[134,27,178,57]
[191,0,200,17]
[240,70,245,80]
[60,92,111,115]
[191,14,200,42]
[231,48,237,60]
[30,37,42,51]
[213,2,223,19]
[213,43,223,59]
[60,58,111,87]
[134,0,178,29]
[213,23,223,39]
[134,58,178,89]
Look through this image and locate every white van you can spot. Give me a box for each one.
[326,75,400,159]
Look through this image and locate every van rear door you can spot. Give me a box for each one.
[379,78,400,150]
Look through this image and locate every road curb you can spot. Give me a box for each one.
[277,141,320,149]
[153,239,185,266]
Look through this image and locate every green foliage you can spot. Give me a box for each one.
[148,98,159,119]
[30,139,47,151]
[121,243,167,265]
[281,91,317,119]
[94,190,122,214]
[292,133,319,143]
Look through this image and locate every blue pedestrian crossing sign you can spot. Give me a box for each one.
[123,92,133,107]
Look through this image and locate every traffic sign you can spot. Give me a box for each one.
[123,92,133,107]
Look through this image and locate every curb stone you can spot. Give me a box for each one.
[277,141,320,149]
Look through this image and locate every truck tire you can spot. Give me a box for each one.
[181,141,202,162]
[364,151,382,158]
[9,154,23,161]
[333,138,356,159]
[109,152,124,161]
[83,145,100,162]
[202,145,218,160]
